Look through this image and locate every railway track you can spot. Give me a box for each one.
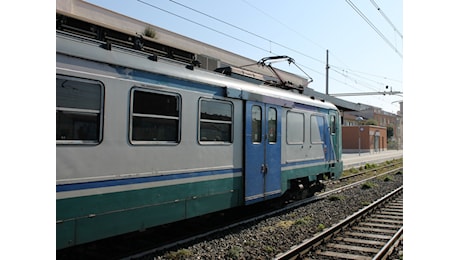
[57,164,402,259]
[338,159,402,183]
[124,167,402,259]
[275,187,403,260]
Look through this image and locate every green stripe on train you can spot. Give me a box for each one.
[56,177,243,249]
[281,163,343,191]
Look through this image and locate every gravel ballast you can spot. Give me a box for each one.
[148,172,403,259]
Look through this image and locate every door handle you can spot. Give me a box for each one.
[261,164,268,174]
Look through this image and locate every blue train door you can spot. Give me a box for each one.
[244,101,281,205]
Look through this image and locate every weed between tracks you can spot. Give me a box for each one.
[341,158,402,178]
[164,248,192,259]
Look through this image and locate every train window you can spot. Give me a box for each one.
[330,115,336,134]
[286,111,304,144]
[311,115,325,144]
[268,107,277,143]
[199,99,233,143]
[56,75,103,144]
[251,106,262,143]
[130,89,180,144]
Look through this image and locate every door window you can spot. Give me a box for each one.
[268,107,277,143]
[251,106,262,143]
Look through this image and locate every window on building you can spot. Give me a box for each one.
[56,75,103,144]
[199,99,233,143]
[130,89,180,144]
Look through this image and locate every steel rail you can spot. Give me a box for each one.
[373,226,403,260]
[339,161,402,182]
[274,186,403,260]
[125,168,402,259]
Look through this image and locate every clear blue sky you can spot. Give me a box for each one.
[86,0,403,114]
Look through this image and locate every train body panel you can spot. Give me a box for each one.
[56,29,342,249]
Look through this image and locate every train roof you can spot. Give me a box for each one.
[56,1,370,112]
[57,30,338,111]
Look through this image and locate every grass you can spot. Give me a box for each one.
[328,194,345,201]
[317,223,326,232]
[361,181,376,189]
[383,176,393,182]
[264,245,275,254]
[361,201,371,206]
[276,220,295,229]
[294,216,312,225]
[164,249,193,259]
[226,246,243,259]
[143,26,156,38]
[263,216,313,232]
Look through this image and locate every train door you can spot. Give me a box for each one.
[328,110,341,162]
[244,101,281,205]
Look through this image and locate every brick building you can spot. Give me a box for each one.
[342,125,387,153]
[342,104,402,152]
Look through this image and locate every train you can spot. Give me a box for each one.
[56,13,343,250]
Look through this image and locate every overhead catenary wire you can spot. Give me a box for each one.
[239,0,354,71]
[370,0,403,39]
[166,0,401,89]
[166,0,324,64]
[330,64,402,84]
[137,0,401,110]
[240,0,326,53]
[138,0,323,78]
[137,0,268,53]
[345,0,402,58]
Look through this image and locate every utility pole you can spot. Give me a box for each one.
[326,49,329,95]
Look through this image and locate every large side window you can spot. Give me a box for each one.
[286,111,304,144]
[199,99,233,143]
[56,75,103,144]
[311,115,325,144]
[130,88,180,144]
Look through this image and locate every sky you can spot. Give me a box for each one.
[85,0,403,114]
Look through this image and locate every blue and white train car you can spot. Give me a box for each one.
[56,19,343,250]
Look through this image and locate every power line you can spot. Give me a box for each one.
[330,67,382,92]
[138,0,323,82]
[330,64,402,84]
[137,0,268,53]
[138,0,401,102]
[166,0,324,64]
[345,0,402,58]
[370,0,403,39]
[240,0,326,52]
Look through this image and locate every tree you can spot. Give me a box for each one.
[364,119,377,125]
